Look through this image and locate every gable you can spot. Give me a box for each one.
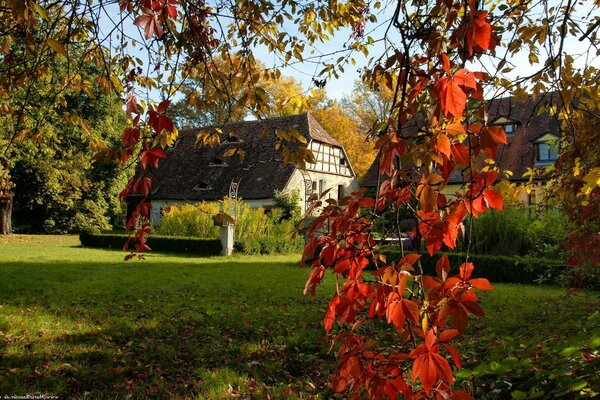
[533,132,559,143]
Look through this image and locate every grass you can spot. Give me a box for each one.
[0,235,598,399]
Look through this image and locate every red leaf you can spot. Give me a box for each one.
[483,189,504,210]
[140,148,165,169]
[134,9,164,39]
[486,126,508,144]
[443,343,462,369]
[324,294,341,333]
[469,278,493,291]
[451,143,470,165]
[401,253,422,266]
[423,275,441,291]
[439,329,459,343]
[436,254,450,281]
[459,262,474,281]
[453,69,477,90]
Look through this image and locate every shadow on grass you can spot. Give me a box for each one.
[0,259,335,399]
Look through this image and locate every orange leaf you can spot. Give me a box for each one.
[436,78,467,118]
[437,134,451,158]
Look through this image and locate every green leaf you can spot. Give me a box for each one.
[511,390,527,400]
[560,346,578,357]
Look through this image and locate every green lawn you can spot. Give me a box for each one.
[0,235,598,399]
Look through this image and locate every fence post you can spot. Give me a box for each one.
[220,223,234,256]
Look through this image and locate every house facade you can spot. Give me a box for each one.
[361,92,561,204]
[142,112,358,225]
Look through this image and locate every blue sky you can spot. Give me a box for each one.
[98,1,599,103]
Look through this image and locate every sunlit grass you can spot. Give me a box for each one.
[0,235,598,399]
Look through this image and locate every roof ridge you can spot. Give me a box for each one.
[179,112,310,134]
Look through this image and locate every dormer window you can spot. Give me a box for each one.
[193,182,211,191]
[535,142,558,163]
[222,136,242,144]
[491,117,519,137]
[533,132,559,165]
[210,158,227,167]
[504,124,516,136]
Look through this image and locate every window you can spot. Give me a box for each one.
[340,157,346,166]
[193,182,211,191]
[311,181,317,192]
[318,179,326,194]
[536,142,558,162]
[504,124,516,135]
[210,158,227,166]
[338,185,345,200]
[222,136,241,144]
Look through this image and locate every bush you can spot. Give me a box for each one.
[155,203,220,238]
[155,198,304,254]
[465,206,568,259]
[273,189,301,220]
[80,232,222,256]
[384,249,567,285]
[235,218,304,254]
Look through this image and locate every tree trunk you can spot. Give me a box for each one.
[0,191,13,235]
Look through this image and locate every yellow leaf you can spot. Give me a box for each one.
[32,2,49,21]
[47,38,67,57]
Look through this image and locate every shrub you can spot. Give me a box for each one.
[465,206,568,259]
[155,198,303,254]
[80,232,222,256]
[155,203,220,238]
[235,218,304,254]
[273,189,301,220]
[383,249,567,285]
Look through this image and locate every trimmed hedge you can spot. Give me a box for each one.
[80,232,222,256]
[384,249,567,285]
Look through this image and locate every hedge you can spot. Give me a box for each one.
[383,249,567,285]
[80,232,222,256]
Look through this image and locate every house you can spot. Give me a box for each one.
[361,92,561,204]
[142,112,358,225]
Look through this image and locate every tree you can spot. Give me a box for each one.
[312,101,375,177]
[341,79,396,137]
[1,0,599,398]
[170,56,325,128]
[0,4,128,234]
[544,67,600,286]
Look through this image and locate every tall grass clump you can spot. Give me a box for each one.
[155,202,220,238]
[155,199,304,254]
[466,206,567,259]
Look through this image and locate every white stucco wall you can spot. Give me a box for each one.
[284,169,358,214]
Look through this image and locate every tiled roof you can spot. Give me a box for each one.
[361,92,561,188]
[146,112,342,201]
[483,92,560,181]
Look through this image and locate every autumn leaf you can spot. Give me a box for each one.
[134,9,164,39]
[437,134,451,158]
[47,38,67,56]
[409,330,454,394]
[435,77,467,118]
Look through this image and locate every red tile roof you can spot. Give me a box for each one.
[361,92,561,188]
